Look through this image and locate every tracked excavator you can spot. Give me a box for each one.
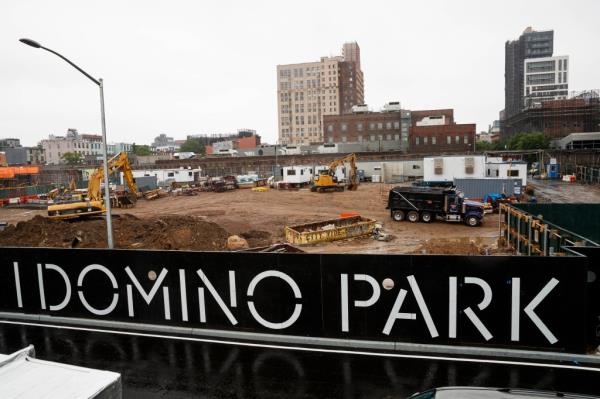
[47,152,138,219]
[311,153,359,193]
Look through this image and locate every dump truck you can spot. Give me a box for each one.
[386,186,484,227]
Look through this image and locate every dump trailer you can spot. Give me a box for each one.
[386,186,484,227]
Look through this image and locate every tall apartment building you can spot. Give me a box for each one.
[505,27,554,119]
[277,42,364,146]
[524,55,569,108]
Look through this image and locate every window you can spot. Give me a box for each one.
[432,136,437,145]
[394,134,400,141]
[188,172,193,176]
[464,135,469,144]
[287,169,296,176]
[357,123,363,131]
[423,136,428,144]
[455,136,460,144]
[167,172,175,177]
[377,122,383,130]
[386,122,392,130]
[327,125,334,132]
[447,136,451,144]
[358,135,363,142]
[508,170,520,177]
[369,123,376,130]
[341,123,347,132]
[393,121,400,129]
[342,136,347,143]
[386,134,392,140]
[412,164,421,169]
[434,158,443,175]
[370,135,375,141]
[465,157,474,174]
[415,137,420,145]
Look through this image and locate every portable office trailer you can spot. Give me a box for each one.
[485,160,528,185]
[282,166,313,184]
[423,155,486,182]
[125,168,202,187]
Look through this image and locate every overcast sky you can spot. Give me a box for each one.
[1,0,599,147]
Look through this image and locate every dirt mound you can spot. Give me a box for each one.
[0,214,230,251]
[411,237,495,255]
[239,230,272,248]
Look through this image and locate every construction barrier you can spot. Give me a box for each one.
[0,247,597,354]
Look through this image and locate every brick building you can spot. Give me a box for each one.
[205,130,261,155]
[324,106,476,154]
[410,109,475,153]
[322,103,410,151]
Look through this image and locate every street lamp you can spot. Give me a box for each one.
[20,38,114,249]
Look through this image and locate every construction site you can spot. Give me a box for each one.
[0,149,517,256]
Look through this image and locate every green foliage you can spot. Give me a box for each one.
[61,152,83,165]
[179,137,205,155]
[477,132,550,152]
[132,144,152,156]
[507,132,551,150]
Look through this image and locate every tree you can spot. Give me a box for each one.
[510,132,551,150]
[179,137,205,155]
[61,152,83,165]
[132,144,152,156]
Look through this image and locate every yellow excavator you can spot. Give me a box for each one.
[48,152,138,219]
[311,153,359,193]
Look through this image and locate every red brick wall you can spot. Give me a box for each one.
[236,136,260,149]
[410,124,475,153]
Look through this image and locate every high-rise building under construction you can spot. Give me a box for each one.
[504,27,554,119]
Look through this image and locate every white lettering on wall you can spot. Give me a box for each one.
[125,266,169,319]
[512,277,559,344]
[45,264,72,311]
[13,262,22,308]
[340,274,381,332]
[196,269,238,325]
[77,264,119,316]
[247,270,302,330]
[383,275,438,338]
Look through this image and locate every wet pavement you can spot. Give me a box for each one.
[1,322,599,398]
[530,179,600,203]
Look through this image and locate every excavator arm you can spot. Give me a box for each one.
[87,152,138,201]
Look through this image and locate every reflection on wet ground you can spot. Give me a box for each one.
[0,323,599,398]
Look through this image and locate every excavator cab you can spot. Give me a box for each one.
[311,153,358,193]
[47,152,138,219]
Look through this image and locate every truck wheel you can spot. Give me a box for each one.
[466,216,479,227]
[407,211,419,223]
[392,210,405,222]
[421,211,433,223]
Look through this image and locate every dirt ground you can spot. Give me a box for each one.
[0,184,501,254]
[529,178,600,203]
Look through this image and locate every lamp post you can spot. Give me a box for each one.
[20,38,114,248]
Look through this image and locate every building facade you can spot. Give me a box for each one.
[505,27,554,120]
[410,109,476,154]
[322,103,410,151]
[277,42,364,146]
[524,55,569,108]
[40,129,104,165]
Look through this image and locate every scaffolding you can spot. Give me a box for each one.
[503,90,600,138]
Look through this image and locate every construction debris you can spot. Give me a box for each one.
[226,235,249,250]
[285,215,377,245]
